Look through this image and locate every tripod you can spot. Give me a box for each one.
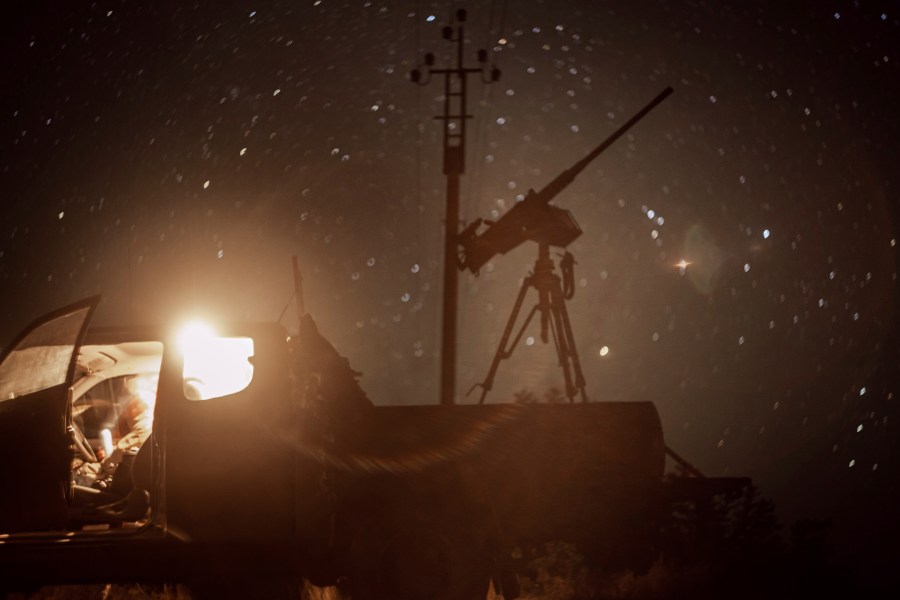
[470,243,588,404]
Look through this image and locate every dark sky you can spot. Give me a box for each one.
[2,0,899,579]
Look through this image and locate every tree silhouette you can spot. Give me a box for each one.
[513,388,538,404]
[543,387,566,404]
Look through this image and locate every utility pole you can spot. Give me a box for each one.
[411,8,500,405]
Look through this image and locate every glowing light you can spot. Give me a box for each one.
[177,320,254,401]
[177,320,216,352]
[128,373,159,409]
[100,428,113,457]
[763,229,770,239]
[599,346,609,357]
[675,259,691,270]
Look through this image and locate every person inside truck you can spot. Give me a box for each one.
[73,373,157,495]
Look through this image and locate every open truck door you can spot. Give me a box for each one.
[0,297,98,534]
[159,321,300,551]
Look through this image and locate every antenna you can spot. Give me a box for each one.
[278,255,306,329]
[292,255,305,322]
[410,8,501,405]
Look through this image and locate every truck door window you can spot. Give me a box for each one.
[182,336,254,401]
[0,306,92,401]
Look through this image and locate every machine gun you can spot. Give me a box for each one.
[459,86,674,403]
[458,86,673,274]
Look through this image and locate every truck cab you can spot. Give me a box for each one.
[0,298,309,589]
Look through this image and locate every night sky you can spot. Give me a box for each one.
[2,0,899,581]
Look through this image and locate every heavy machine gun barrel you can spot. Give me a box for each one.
[533,86,673,205]
[457,86,673,274]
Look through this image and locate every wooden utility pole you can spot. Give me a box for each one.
[411,8,500,405]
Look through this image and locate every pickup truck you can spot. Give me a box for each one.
[0,296,739,599]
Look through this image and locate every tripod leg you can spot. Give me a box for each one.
[548,283,588,402]
[547,302,577,402]
[474,278,534,404]
[539,286,552,344]
[552,285,588,402]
